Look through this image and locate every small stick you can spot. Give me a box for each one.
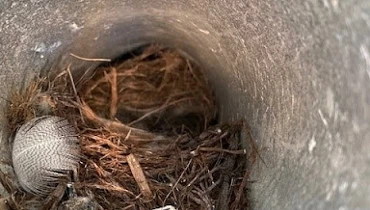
[122,204,135,210]
[232,127,258,209]
[217,133,239,210]
[66,64,86,123]
[127,154,153,198]
[66,65,77,98]
[204,178,222,194]
[79,100,160,139]
[7,193,22,210]
[186,59,203,85]
[0,171,14,193]
[87,183,135,196]
[128,97,191,126]
[195,166,222,184]
[163,159,193,205]
[109,68,118,119]
[186,167,208,187]
[232,162,254,210]
[198,147,247,155]
[70,53,111,62]
[42,182,67,210]
[85,134,127,151]
[165,174,205,207]
[123,129,131,142]
[83,76,108,96]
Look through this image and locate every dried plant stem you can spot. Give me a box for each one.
[217,134,239,210]
[163,159,193,205]
[127,154,153,199]
[66,65,78,99]
[79,100,161,139]
[42,183,67,210]
[70,53,111,62]
[86,183,134,195]
[0,171,15,193]
[109,68,118,119]
[128,97,192,127]
[232,126,258,210]
[198,147,247,155]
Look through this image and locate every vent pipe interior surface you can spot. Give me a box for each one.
[1,1,370,210]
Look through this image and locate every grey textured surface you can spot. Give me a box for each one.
[12,116,79,196]
[0,0,369,210]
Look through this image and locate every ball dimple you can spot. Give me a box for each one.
[12,116,80,196]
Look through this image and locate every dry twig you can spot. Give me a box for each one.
[69,53,111,62]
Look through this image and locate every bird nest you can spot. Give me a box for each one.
[2,45,258,210]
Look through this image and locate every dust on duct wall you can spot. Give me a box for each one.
[1,44,258,210]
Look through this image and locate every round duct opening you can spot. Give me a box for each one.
[1,2,370,210]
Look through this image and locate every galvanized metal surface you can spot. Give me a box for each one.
[1,1,370,209]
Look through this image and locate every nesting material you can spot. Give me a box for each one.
[82,45,215,135]
[2,45,256,210]
[6,80,41,135]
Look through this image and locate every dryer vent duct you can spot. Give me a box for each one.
[1,1,370,210]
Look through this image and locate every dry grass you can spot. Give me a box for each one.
[6,80,40,135]
[2,45,256,210]
[81,45,215,135]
